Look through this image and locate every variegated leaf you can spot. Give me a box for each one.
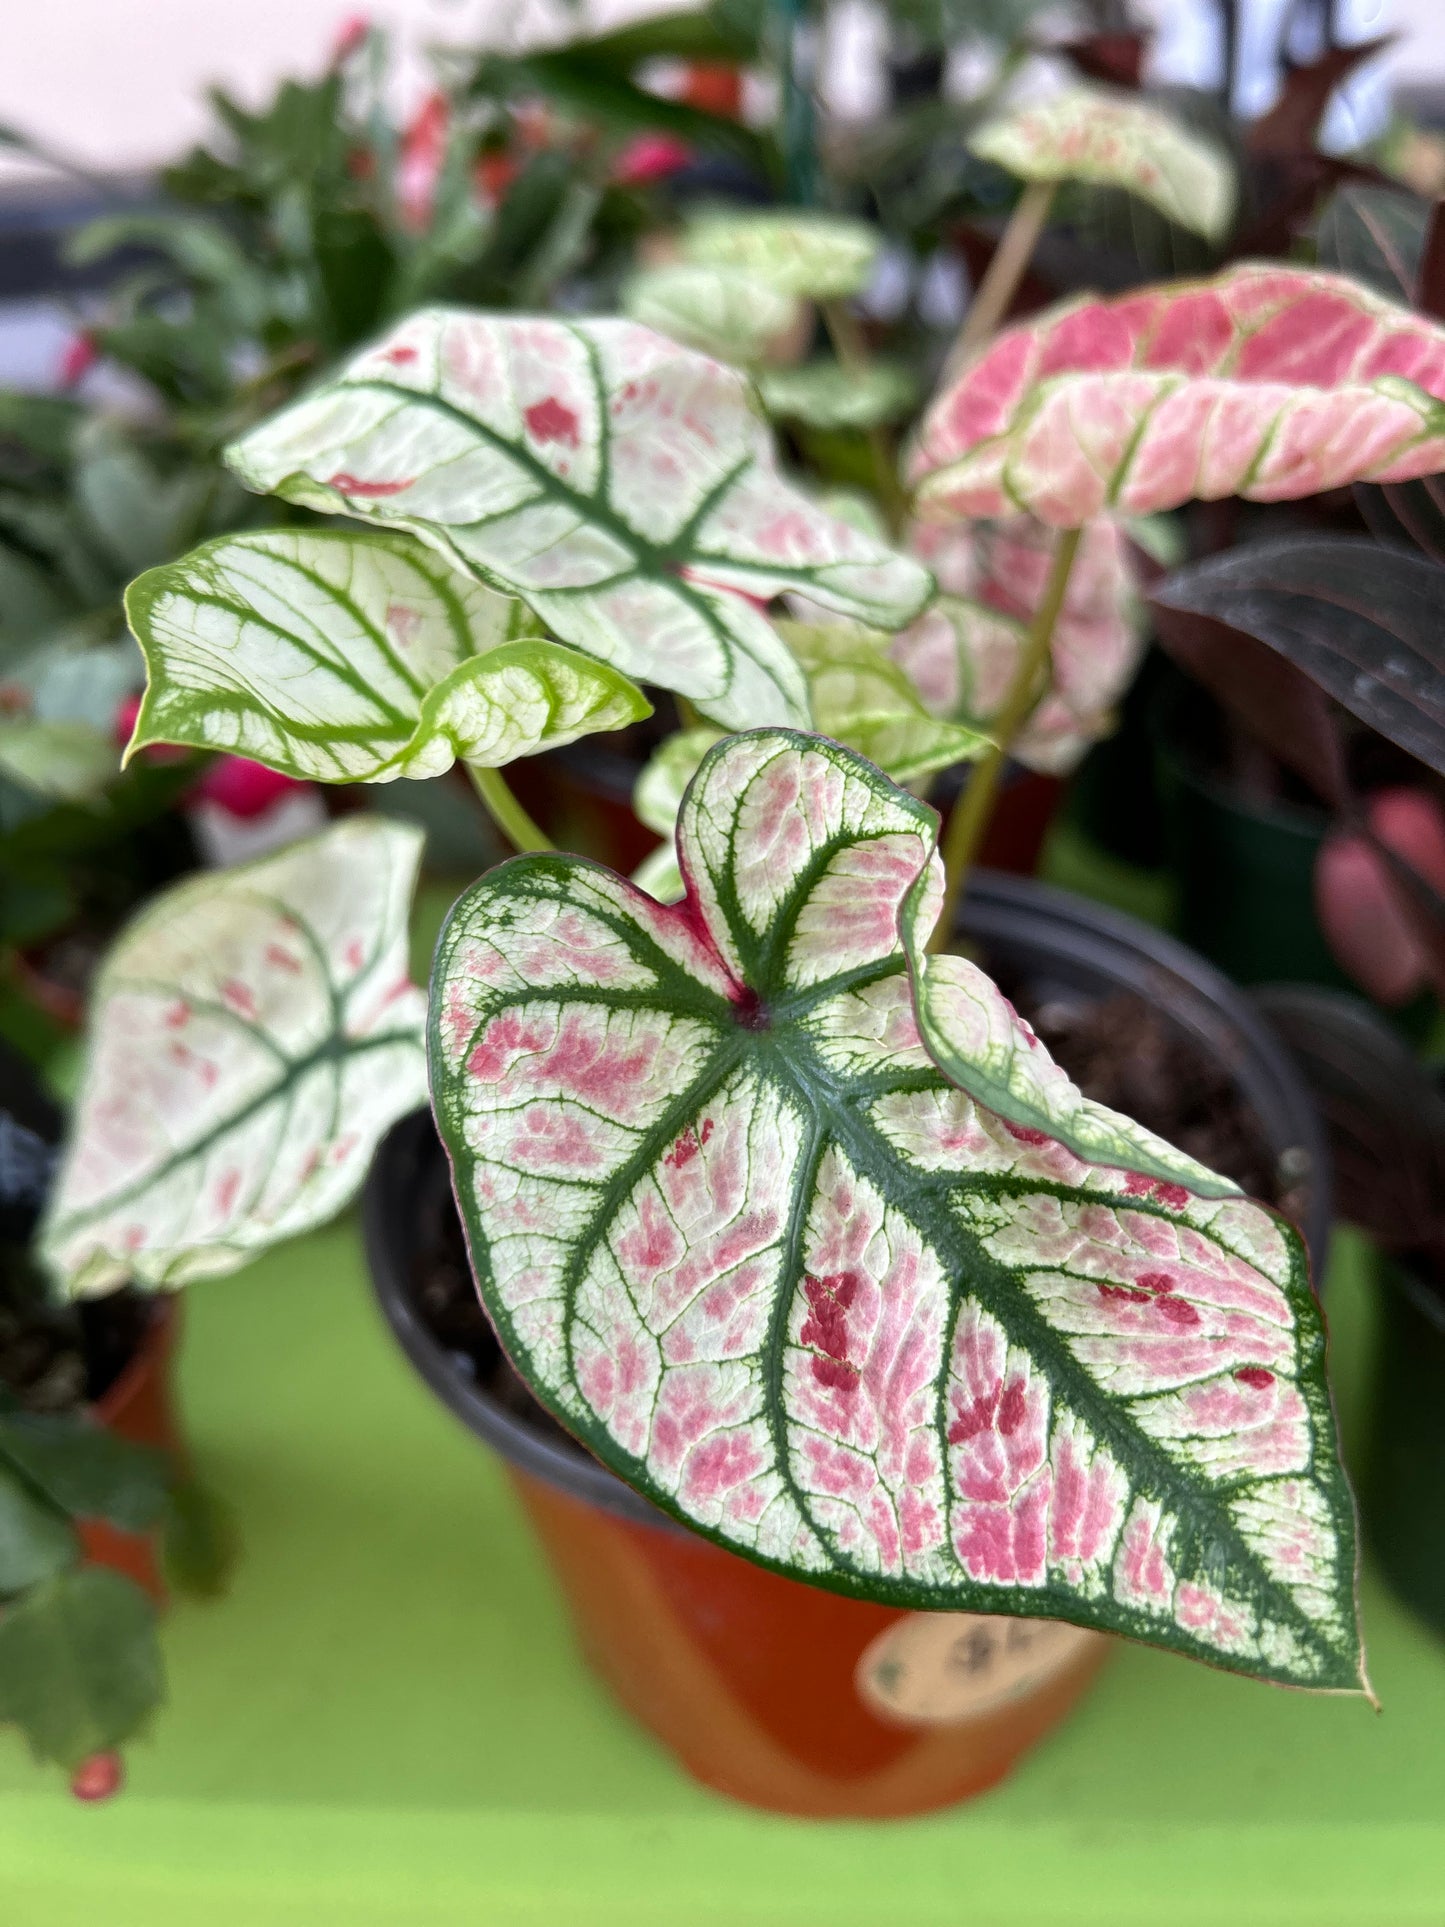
[621,263,803,365]
[227,311,932,729]
[125,529,649,782]
[969,84,1236,240]
[0,719,117,803]
[430,729,1363,1689]
[893,518,1144,775]
[911,266,1445,527]
[634,725,724,838]
[779,619,990,781]
[757,361,918,431]
[42,819,427,1298]
[681,210,881,301]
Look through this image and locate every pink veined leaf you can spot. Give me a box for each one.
[892,518,1145,775]
[226,311,931,730]
[429,728,1364,1690]
[910,265,1445,529]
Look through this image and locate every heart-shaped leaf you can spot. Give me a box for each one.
[968,83,1236,240]
[621,263,803,365]
[910,266,1445,528]
[125,529,650,782]
[1149,535,1445,779]
[430,729,1363,1688]
[778,619,990,781]
[226,312,931,729]
[681,210,881,300]
[42,818,427,1298]
[893,517,1144,775]
[757,360,918,431]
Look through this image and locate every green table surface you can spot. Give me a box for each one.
[1,1219,1442,1927]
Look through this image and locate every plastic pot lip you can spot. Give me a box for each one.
[364,870,1332,1526]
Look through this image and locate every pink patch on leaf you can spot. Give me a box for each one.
[328,472,412,497]
[1236,1366,1275,1391]
[800,1271,862,1393]
[524,397,581,448]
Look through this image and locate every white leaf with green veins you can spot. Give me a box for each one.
[682,210,882,300]
[41,817,428,1298]
[125,528,650,781]
[621,263,802,365]
[779,620,991,783]
[757,360,917,431]
[225,312,932,730]
[0,719,117,803]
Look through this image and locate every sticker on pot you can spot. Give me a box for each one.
[856,1612,1100,1727]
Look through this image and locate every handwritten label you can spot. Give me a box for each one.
[856,1612,1101,1726]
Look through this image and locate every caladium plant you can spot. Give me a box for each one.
[911,266,1445,527]
[430,728,1364,1691]
[679,210,881,302]
[224,310,931,731]
[621,263,804,368]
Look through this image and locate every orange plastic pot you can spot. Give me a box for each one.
[77,1298,182,1604]
[511,1463,1107,1817]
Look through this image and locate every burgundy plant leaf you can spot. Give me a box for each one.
[429,728,1364,1689]
[1057,33,1150,91]
[1247,38,1395,159]
[910,267,1445,529]
[1417,200,1445,321]
[1148,535,1445,781]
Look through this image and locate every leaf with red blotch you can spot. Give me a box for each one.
[429,727,1364,1689]
[41,818,427,1299]
[892,517,1145,777]
[226,312,931,731]
[968,84,1235,241]
[910,266,1445,529]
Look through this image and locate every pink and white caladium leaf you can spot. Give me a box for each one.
[681,210,881,301]
[41,818,427,1298]
[621,263,803,366]
[124,529,650,782]
[226,311,931,729]
[430,729,1364,1689]
[910,265,1445,528]
[892,517,1144,775]
[969,83,1236,241]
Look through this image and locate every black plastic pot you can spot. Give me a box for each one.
[1361,1259,1445,1640]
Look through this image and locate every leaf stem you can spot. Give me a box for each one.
[820,299,908,535]
[467,763,554,855]
[943,179,1056,381]
[928,524,1082,950]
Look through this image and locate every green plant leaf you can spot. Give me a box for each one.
[622,264,801,365]
[125,529,648,781]
[757,361,918,431]
[40,817,427,1298]
[0,1567,161,1769]
[969,83,1236,240]
[0,720,116,804]
[226,312,931,729]
[0,1411,170,1534]
[429,728,1363,1689]
[779,620,990,781]
[0,1465,77,1594]
[681,210,881,300]
[161,1480,238,1600]
[634,726,725,837]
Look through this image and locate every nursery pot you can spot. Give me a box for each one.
[364,874,1329,1818]
[79,1297,182,1603]
[1360,1259,1445,1641]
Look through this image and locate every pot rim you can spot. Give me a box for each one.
[365,869,1332,1528]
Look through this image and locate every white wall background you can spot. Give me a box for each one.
[0,0,1442,180]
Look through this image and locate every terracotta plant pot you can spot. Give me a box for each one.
[78,1297,183,1604]
[364,875,1329,1817]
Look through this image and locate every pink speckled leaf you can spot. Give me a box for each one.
[893,517,1144,775]
[430,729,1363,1688]
[910,265,1445,529]
[226,310,931,730]
[969,84,1235,240]
[41,819,427,1298]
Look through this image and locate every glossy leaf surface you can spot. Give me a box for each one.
[430,729,1362,1687]
[894,518,1143,775]
[621,263,802,365]
[228,312,931,728]
[969,84,1235,240]
[911,267,1445,528]
[42,819,427,1297]
[681,210,881,300]
[1150,535,1445,779]
[126,530,649,781]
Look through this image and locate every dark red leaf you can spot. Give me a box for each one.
[1418,199,1445,320]
[1058,33,1150,90]
[1247,37,1395,158]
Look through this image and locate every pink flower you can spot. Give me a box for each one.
[192,757,307,821]
[57,332,98,390]
[611,134,693,187]
[71,1752,123,1802]
[332,12,370,64]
